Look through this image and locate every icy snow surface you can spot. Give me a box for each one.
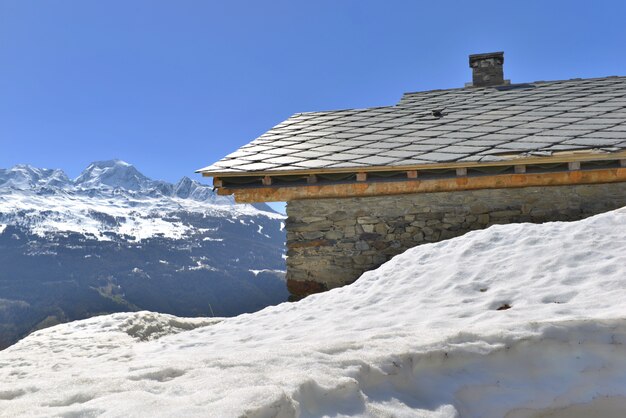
[1,208,626,417]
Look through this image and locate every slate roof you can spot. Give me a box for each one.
[199,76,626,176]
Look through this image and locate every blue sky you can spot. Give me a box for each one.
[2,0,626,187]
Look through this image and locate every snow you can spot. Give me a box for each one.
[1,208,626,417]
[0,188,281,241]
[202,237,224,242]
[249,269,286,276]
[257,224,271,238]
[0,160,284,241]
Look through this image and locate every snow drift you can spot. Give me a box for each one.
[1,207,626,417]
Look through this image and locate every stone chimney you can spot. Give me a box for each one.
[468,51,507,87]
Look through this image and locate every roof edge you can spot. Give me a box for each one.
[198,150,626,179]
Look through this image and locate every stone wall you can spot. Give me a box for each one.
[285,182,626,297]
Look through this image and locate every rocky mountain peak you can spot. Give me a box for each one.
[74,159,152,191]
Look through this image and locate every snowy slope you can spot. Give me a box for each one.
[1,207,625,417]
[0,186,278,241]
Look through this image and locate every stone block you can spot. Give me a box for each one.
[335,219,357,226]
[357,216,379,224]
[359,232,381,241]
[325,230,344,240]
[440,230,458,240]
[375,223,388,235]
[301,231,324,240]
[290,220,334,232]
[372,240,388,250]
[300,216,327,223]
[355,240,370,251]
[413,232,425,241]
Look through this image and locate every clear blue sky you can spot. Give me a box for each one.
[2,0,626,184]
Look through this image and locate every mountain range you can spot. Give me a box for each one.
[0,160,287,349]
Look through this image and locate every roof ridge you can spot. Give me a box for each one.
[400,74,626,98]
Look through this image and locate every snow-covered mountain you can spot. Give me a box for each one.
[74,159,156,190]
[0,164,71,190]
[0,159,235,199]
[0,160,287,348]
[1,207,624,417]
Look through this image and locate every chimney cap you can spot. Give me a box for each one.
[469,51,504,67]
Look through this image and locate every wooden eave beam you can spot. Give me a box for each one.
[217,167,626,203]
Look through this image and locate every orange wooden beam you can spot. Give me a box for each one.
[216,168,626,203]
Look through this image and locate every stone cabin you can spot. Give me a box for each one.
[199,52,626,299]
